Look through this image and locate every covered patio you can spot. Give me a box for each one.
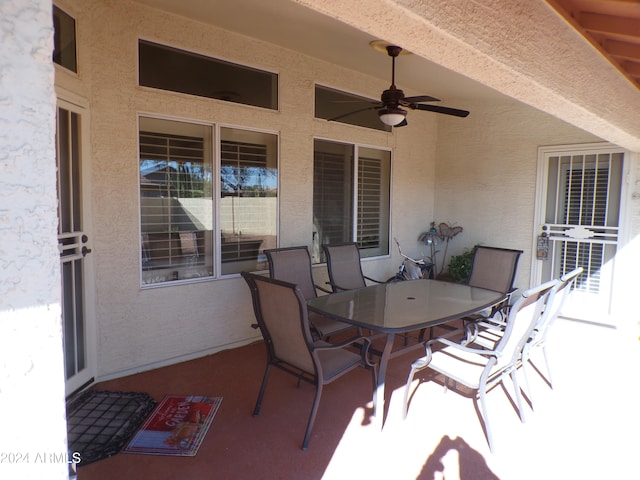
[78,317,639,479]
[2,1,640,479]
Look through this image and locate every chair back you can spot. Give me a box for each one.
[531,267,583,345]
[467,246,523,293]
[322,243,367,291]
[493,279,557,370]
[242,272,316,374]
[179,232,198,256]
[264,246,318,300]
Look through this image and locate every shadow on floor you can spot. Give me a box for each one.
[418,435,500,480]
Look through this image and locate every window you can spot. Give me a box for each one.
[139,117,278,285]
[138,40,278,110]
[53,5,77,72]
[313,139,390,262]
[220,128,278,275]
[315,85,390,132]
[555,154,622,294]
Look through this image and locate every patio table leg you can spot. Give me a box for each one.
[372,333,396,428]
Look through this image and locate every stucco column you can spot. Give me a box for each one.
[0,1,69,479]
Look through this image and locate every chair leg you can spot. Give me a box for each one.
[478,383,494,453]
[460,320,478,346]
[519,346,535,409]
[541,345,553,387]
[253,364,272,416]
[510,370,526,423]
[370,363,378,414]
[520,360,535,410]
[403,357,429,419]
[403,366,416,419]
[302,382,323,450]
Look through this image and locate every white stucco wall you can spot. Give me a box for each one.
[53,0,437,379]
[0,1,68,479]
[297,0,640,152]
[50,0,637,381]
[434,99,601,289]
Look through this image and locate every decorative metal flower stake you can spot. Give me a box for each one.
[419,222,463,277]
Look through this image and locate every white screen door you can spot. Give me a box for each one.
[533,143,624,324]
[57,98,95,395]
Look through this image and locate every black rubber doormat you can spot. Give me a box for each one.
[67,390,157,466]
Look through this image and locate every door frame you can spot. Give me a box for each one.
[531,141,631,324]
[57,88,97,395]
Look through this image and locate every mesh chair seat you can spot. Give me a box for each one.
[404,280,557,452]
[467,246,524,293]
[462,246,524,341]
[265,246,355,339]
[242,272,376,450]
[520,267,583,400]
[322,243,385,292]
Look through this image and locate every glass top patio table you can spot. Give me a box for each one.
[307,279,506,424]
[307,279,505,332]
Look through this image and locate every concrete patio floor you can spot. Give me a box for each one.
[78,317,640,480]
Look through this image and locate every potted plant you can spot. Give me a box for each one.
[447,246,477,283]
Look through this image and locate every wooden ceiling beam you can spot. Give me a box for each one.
[579,12,640,40]
[605,39,640,62]
[623,61,640,78]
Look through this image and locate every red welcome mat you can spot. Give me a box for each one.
[122,395,222,456]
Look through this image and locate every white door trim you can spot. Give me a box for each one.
[56,93,97,395]
[531,142,630,324]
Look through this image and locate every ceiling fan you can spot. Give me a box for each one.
[330,45,470,127]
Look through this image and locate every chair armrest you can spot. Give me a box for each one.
[325,281,349,292]
[325,277,385,293]
[313,335,370,352]
[363,275,385,285]
[428,336,501,358]
[314,283,333,294]
[476,318,506,329]
[313,336,376,367]
[505,287,520,304]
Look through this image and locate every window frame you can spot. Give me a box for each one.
[53,4,78,74]
[216,124,280,277]
[138,114,279,288]
[137,38,279,111]
[314,83,391,132]
[312,136,392,264]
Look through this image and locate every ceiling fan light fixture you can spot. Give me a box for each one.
[378,107,406,126]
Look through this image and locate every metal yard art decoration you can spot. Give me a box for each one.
[419,222,463,276]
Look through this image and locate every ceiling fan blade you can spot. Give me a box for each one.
[330,100,378,104]
[412,104,470,117]
[327,104,381,122]
[395,118,408,127]
[402,95,440,103]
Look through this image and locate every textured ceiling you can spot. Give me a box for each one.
[132,0,504,100]
[549,0,640,90]
[134,0,640,150]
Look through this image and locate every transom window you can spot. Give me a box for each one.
[138,40,278,110]
[313,139,390,262]
[53,5,77,73]
[139,117,278,286]
[314,85,390,132]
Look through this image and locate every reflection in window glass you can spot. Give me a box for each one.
[313,141,354,248]
[313,139,390,262]
[315,85,390,132]
[138,118,279,284]
[139,117,214,285]
[357,146,390,256]
[53,6,77,72]
[220,128,278,275]
[139,40,278,110]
